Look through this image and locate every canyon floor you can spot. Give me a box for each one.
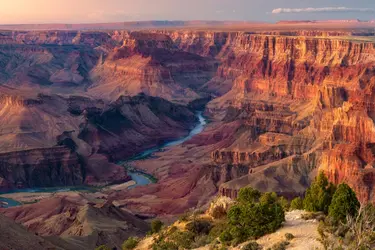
[0,22,375,249]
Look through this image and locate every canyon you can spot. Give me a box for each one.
[0,23,375,249]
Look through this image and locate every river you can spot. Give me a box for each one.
[126,111,207,161]
[0,111,207,207]
[122,111,207,187]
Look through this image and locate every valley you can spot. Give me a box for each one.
[0,22,375,249]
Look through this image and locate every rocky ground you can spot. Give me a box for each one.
[254,210,322,250]
[134,210,322,250]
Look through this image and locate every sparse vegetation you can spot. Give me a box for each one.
[222,189,285,245]
[237,187,261,204]
[149,187,285,249]
[303,172,336,214]
[117,172,373,250]
[278,197,290,211]
[152,238,179,250]
[243,241,262,250]
[290,197,303,210]
[151,219,164,234]
[186,219,212,235]
[285,233,295,241]
[328,183,360,224]
[267,241,290,250]
[122,237,140,250]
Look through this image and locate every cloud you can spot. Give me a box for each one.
[271,7,375,14]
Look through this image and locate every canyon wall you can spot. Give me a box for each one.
[0,89,197,190]
[1,29,375,203]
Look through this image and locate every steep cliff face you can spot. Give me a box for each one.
[78,94,198,161]
[1,29,375,204]
[114,31,375,205]
[183,33,375,203]
[0,147,83,189]
[0,91,197,190]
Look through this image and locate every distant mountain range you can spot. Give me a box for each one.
[1,19,374,31]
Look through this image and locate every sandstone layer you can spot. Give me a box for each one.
[0,28,375,211]
[105,29,375,213]
[0,192,149,249]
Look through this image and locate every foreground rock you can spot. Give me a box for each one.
[0,193,149,249]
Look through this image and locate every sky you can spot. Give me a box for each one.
[0,0,374,24]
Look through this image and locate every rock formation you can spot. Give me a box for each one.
[0,193,149,249]
[1,27,375,211]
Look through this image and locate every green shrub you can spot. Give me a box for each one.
[303,172,336,214]
[267,241,290,250]
[191,235,211,248]
[219,229,233,243]
[208,220,228,242]
[238,187,261,204]
[278,197,290,211]
[168,230,195,249]
[186,219,212,235]
[151,219,164,234]
[285,233,295,241]
[122,237,139,250]
[290,197,303,210]
[242,241,262,250]
[95,245,111,250]
[152,241,178,250]
[328,183,360,223]
[259,192,278,205]
[223,190,285,245]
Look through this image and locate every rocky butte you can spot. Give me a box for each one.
[0,22,375,248]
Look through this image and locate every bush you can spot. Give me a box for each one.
[303,172,336,214]
[328,183,360,223]
[267,241,290,250]
[342,204,375,249]
[285,233,295,241]
[278,197,290,211]
[168,230,195,249]
[238,187,261,204]
[219,229,233,243]
[186,219,212,235]
[151,219,164,234]
[224,190,285,245]
[242,241,262,250]
[152,241,178,250]
[191,235,211,248]
[122,237,139,250]
[290,197,303,210]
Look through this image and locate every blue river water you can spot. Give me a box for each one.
[0,197,22,208]
[128,111,206,161]
[0,112,207,207]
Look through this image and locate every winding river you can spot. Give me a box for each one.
[126,111,207,161]
[0,111,207,207]
[122,111,207,187]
